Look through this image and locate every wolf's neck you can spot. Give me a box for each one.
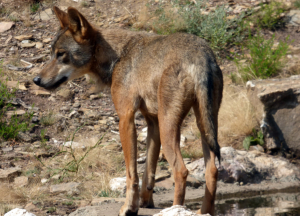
[92,28,144,86]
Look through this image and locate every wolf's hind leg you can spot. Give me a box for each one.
[139,115,161,208]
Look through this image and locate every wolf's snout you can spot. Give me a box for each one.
[33,76,41,86]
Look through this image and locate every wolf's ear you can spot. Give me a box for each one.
[67,7,93,42]
[53,6,69,29]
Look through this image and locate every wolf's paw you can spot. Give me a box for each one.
[139,198,154,208]
[118,204,138,216]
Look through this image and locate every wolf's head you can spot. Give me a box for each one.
[33,7,97,90]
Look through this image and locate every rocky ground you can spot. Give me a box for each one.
[1,0,300,215]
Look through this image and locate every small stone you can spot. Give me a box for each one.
[14,176,28,187]
[153,205,202,216]
[98,119,107,125]
[31,116,39,123]
[155,170,171,182]
[24,203,37,212]
[52,174,61,180]
[0,22,15,33]
[41,178,48,184]
[137,156,146,164]
[73,102,81,108]
[34,8,53,21]
[109,177,126,194]
[56,88,74,100]
[0,167,21,182]
[50,182,82,195]
[90,94,100,100]
[42,38,52,43]
[21,42,36,48]
[17,132,32,142]
[15,35,33,41]
[35,42,43,49]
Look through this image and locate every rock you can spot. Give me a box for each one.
[31,89,51,95]
[91,197,125,206]
[155,170,171,182]
[6,110,26,116]
[14,176,28,187]
[0,22,14,33]
[137,132,147,143]
[2,146,13,152]
[69,206,109,216]
[63,141,86,149]
[56,88,74,100]
[187,147,300,184]
[50,182,82,195]
[137,156,146,164]
[35,42,43,49]
[0,167,21,182]
[153,205,205,216]
[52,174,61,180]
[180,135,186,147]
[41,178,48,184]
[155,178,174,189]
[73,102,81,108]
[17,132,32,142]
[15,35,33,41]
[98,119,107,125]
[34,8,53,21]
[246,76,300,153]
[286,10,300,26]
[42,38,52,43]
[4,208,36,216]
[21,42,36,48]
[109,177,126,194]
[24,203,37,212]
[90,94,100,100]
[249,145,264,152]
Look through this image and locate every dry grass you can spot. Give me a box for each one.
[189,84,261,149]
[217,85,261,148]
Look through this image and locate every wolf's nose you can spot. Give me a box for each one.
[33,76,41,85]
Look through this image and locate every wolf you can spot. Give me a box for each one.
[33,6,223,216]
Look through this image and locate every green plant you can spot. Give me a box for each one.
[234,32,289,82]
[243,129,264,150]
[294,0,300,9]
[62,201,74,206]
[30,3,40,13]
[254,2,286,30]
[151,0,247,52]
[0,78,34,140]
[81,1,88,8]
[9,16,19,22]
[40,111,56,126]
[47,207,56,213]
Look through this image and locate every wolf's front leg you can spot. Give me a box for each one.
[118,110,139,216]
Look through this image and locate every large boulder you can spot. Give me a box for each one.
[187,147,300,184]
[246,75,300,154]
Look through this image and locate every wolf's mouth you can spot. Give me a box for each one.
[45,76,68,90]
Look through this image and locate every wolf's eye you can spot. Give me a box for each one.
[56,52,65,58]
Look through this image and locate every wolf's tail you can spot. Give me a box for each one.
[195,65,223,163]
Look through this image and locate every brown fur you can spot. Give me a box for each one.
[33,7,223,216]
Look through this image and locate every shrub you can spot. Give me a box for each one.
[151,0,247,52]
[234,32,289,82]
[30,2,40,13]
[254,2,286,30]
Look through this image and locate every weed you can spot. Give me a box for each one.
[254,2,286,30]
[0,78,34,140]
[30,3,40,13]
[9,16,19,22]
[243,128,264,150]
[40,111,56,126]
[81,1,89,8]
[294,0,300,9]
[25,167,41,177]
[97,189,120,198]
[62,201,73,206]
[47,207,56,213]
[234,32,289,82]
[36,127,106,179]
